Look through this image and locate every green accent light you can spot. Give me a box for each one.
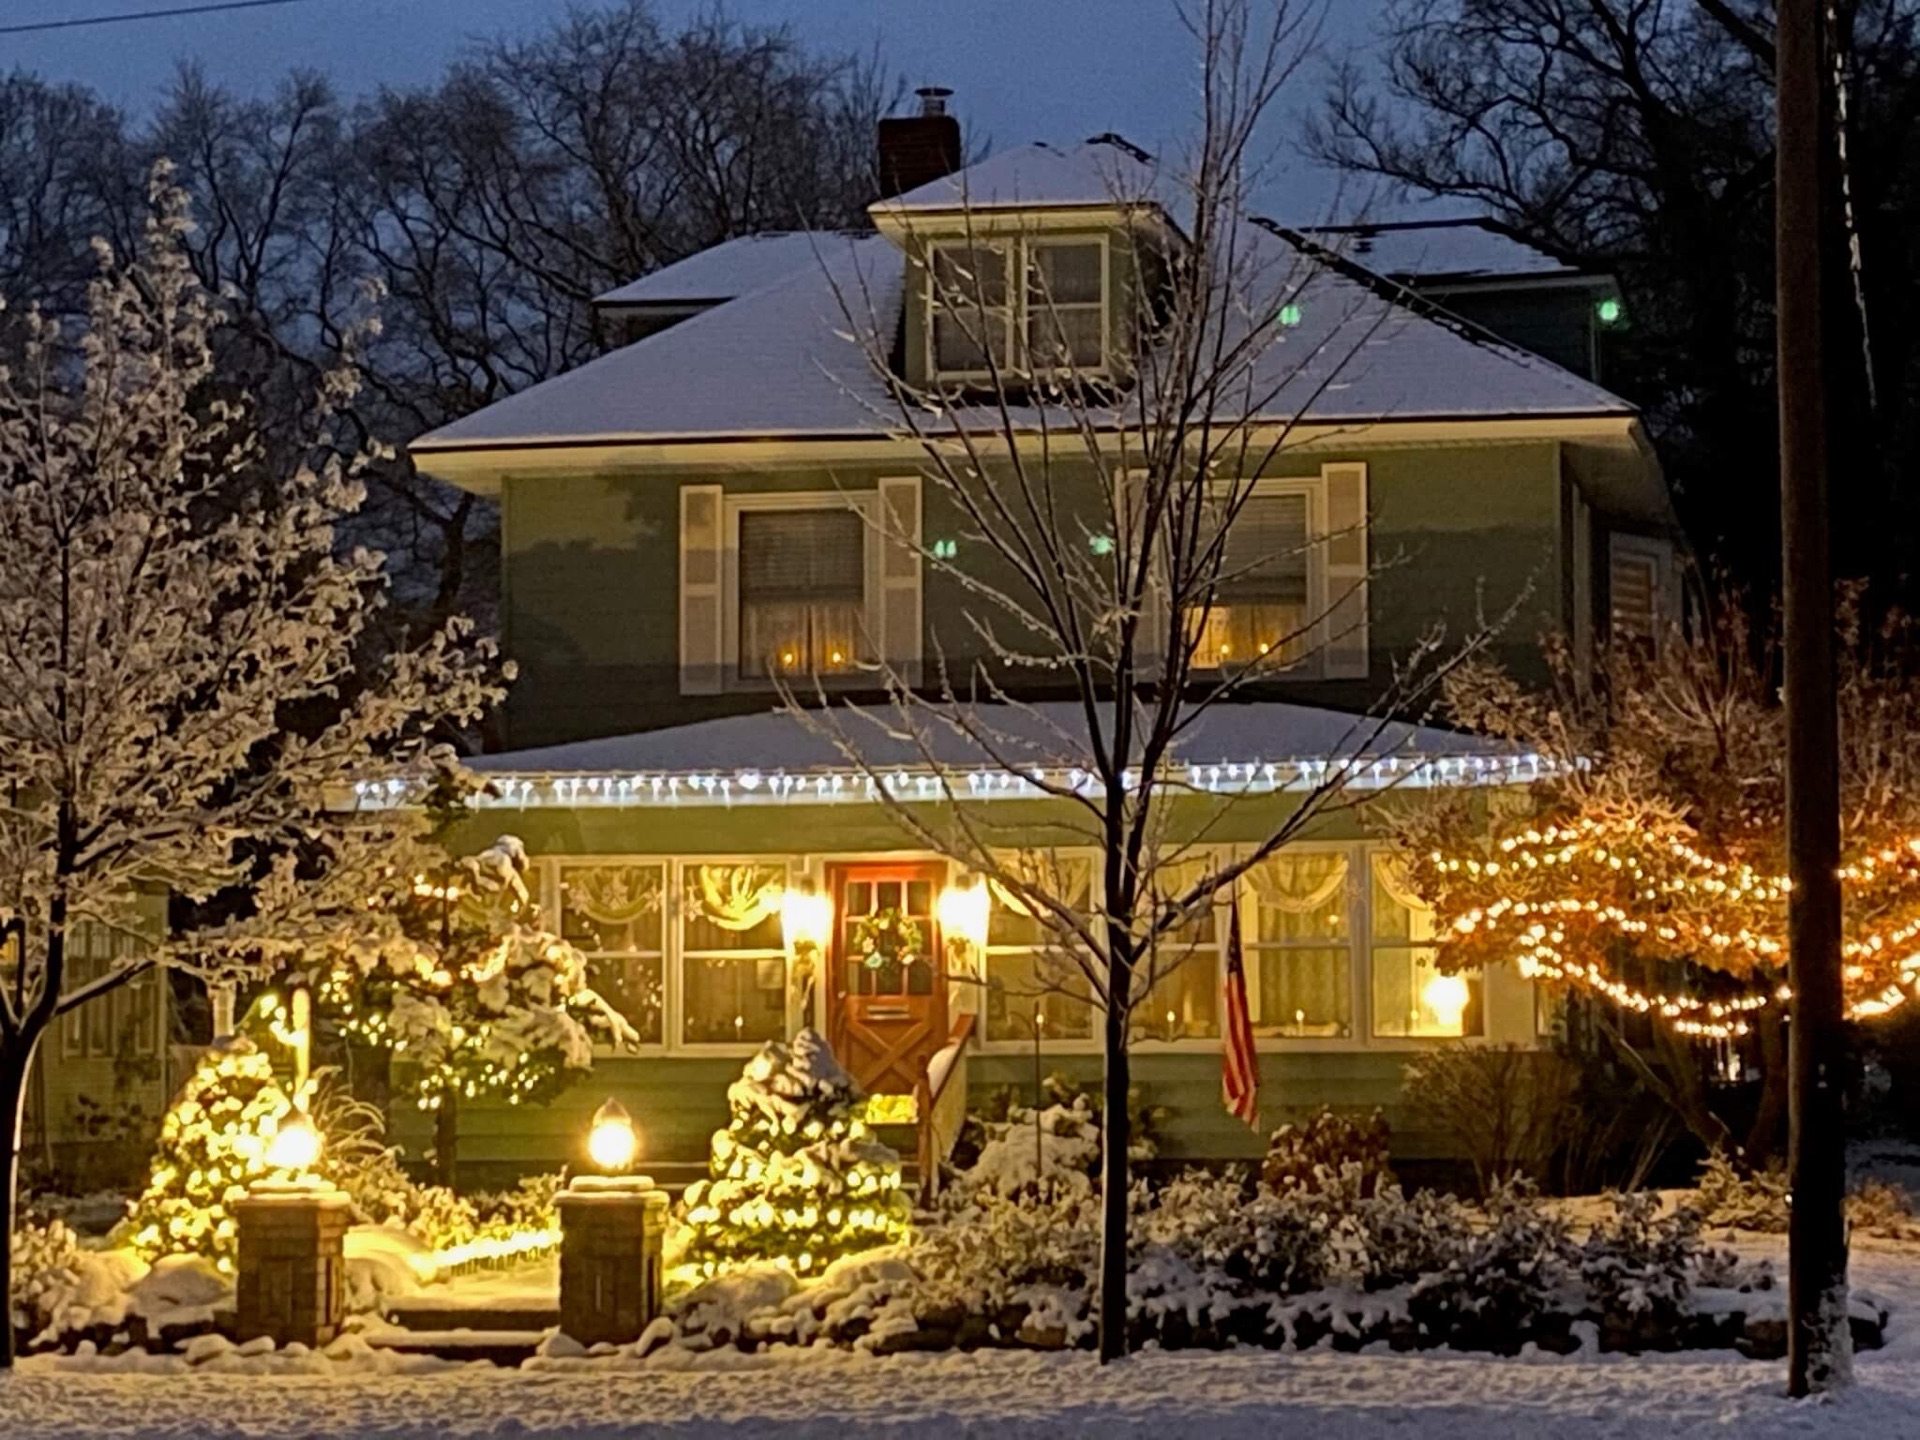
[1596,297,1623,326]
[930,538,958,560]
[1277,303,1304,328]
[1089,534,1116,557]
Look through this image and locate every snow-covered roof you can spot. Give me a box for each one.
[878,139,1163,215]
[593,233,844,309]
[412,220,1630,456]
[358,701,1549,812]
[1303,219,1587,287]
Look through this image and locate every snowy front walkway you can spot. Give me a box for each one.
[3,1240,1917,1439]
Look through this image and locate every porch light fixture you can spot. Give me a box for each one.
[1421,974,1471,1033]
[587,1097,639,1173]
[264,1106,322,1175]
[936,879,991,963]
[782,887,833,957]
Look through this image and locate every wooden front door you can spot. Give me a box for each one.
[828,863,946,1098]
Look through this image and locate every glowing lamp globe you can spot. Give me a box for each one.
[265,1107,322,1174]
[587,1098,639,1173]
[1421,974,1472,1032]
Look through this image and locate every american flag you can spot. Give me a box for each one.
[1222,897,1260,1128]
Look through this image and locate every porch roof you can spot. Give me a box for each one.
[354,702,1547,812]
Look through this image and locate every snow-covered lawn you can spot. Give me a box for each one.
[0,1237,1915,1439]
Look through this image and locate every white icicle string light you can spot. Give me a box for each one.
[351,751,1564,812]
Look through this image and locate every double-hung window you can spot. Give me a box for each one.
[928,237,1108,379]
[1025,241,1106,370]
[1245,850,1353,1037]
[1190,489,1314,668]
[929,244,1014,375]
[1136,860,1222,1040]
[680,862,791,1045]
[557,861,665,1045]
[981,853,1095,1042]
[736,506,871,680]
[1369,851,1483,1038]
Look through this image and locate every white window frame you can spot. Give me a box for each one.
[926,235,1110,384]
[1189,475,1329,679]
[1237,841,1363,1046]
[1023,236,1111,378]
[674,856,799,1052]
[547,857,669,1052]
[722,492,880,691]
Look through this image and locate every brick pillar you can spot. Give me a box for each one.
[557,1178,669,1347]
[233,1188,352,1349]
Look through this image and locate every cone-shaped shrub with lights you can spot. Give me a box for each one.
[681,1029,910,1276]
[121,1038,303,1271]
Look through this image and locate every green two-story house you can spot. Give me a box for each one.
[398,101,1678,1187]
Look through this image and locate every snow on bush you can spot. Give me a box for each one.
[1577,1189,1700,1348]
[1261,1108,1393,1198]
[1406,1179,1578,1354]
[1694,1150,1918,1238]
[968,1097,1101,1196]
[680,1030,912,1277]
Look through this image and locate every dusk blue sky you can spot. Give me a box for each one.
[7,0,1427,223]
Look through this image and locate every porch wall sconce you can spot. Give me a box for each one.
[781,887,833,960]
[936,879,991,973]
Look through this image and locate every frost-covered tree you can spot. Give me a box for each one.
[304,771,633,1185]
[0,167,501,1367]
[681,1029,910,1275]
[815,0,1492,1362]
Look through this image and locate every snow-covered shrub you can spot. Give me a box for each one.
[1261,1108,1392,1197]
[1848,1177,1917,1237]
[9,1220,149,1344]
[1693,1151,1791,1230]
[967,1097,1100,1196]
[913,1183,1101,1313]
[1577,1191,1699,1347]
[1407,1179,1576,1353]
[120,1039,299,1270]
[681,1030,911,1277]
[1351,1179,1474,1291]
[1139,1171,1332,1296]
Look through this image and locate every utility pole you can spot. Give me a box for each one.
[1777,0,1852,1396]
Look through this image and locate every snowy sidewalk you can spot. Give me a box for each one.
[1,1245,1914,1439]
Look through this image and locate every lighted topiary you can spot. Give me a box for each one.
[681,1029,910,1276]
[121,1038,302,1271]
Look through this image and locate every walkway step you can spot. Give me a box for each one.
[382,1299,559,1333]
[362,1326,544,1367]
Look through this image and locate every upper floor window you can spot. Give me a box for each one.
[1025,241,1106,369]
[928,237,1108,380]
[1187,488,1315,670]
[736,506,872,680]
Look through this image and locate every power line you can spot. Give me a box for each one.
[0,0,311,38]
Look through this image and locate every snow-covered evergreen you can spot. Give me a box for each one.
[681,1030,911,1276]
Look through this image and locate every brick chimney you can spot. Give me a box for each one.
[877,87,962,200]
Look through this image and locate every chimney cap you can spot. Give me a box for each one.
[915,86,953,117]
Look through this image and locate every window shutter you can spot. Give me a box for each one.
[679,484,725,694]
[1321,462,1369,679]
[1125,470,1168,677]
[878,476,923,684]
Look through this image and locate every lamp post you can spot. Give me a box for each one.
[234,1101,348,1349]
[557,1096,668,1347]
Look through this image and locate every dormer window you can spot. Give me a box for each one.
[1026,241,1106,368]
[927,236,1109,381]
[930,244,1013,373]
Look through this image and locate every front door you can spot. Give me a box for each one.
[828,862,946,1100]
